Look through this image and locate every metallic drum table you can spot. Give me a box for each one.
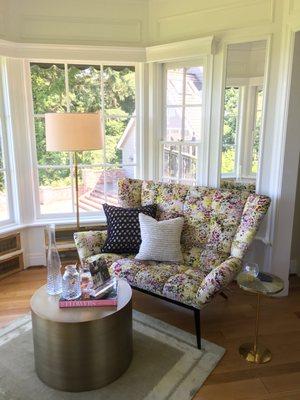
[30,279,132,392]
[237,272,284,364]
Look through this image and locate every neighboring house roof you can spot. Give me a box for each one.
[117,112,135,149]
[118,69,202,149]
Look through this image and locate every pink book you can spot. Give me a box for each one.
[59,280,118,308]
[59,298,117,308]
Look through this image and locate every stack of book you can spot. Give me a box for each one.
[59,258,119,309]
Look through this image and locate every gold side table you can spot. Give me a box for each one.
[30,279,132,392]
[237,271,284,364]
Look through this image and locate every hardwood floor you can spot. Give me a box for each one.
[1,267,300,399]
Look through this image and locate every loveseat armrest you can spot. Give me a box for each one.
[196,257,242,305]
[74,230,107,263]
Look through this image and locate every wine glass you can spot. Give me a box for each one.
[243,262,259,278]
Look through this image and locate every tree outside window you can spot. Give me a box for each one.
[221,87,240,175]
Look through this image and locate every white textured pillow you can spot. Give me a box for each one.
[136,213,184,262]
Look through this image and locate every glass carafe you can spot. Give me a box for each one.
[46,224,62,295]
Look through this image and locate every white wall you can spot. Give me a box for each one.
[274,31,300,282]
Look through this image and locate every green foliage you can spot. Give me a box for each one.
[222,87,239,151]
[31,63,135,187]
[221,148,235,174]
[221,87,239,174]
[31,64,66,114]
[221,87,262,175]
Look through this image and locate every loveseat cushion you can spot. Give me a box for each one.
[74,230,107,261]
[181,187,213,247]
[110,258,208,308]
[231,194,271,258]
[162,268,207,308]
[118,178,142,208]
[207,189,250,254]
[110,258,188,295]
[183,247,229,273]
[197,257,242,304]
[141,181,188,220]
[86,252,134,269]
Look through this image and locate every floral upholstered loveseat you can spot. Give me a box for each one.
[74,178,270,348]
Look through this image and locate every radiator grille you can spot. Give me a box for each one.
[59,249,79,265]
[0,254,23,278]
[45,225,106,244]
[0,233,20,256]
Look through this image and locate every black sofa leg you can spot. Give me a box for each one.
[220,291,228,300]
[194,309,201,350]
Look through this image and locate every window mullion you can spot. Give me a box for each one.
[100,64,107,204]
[180,68,187,181]
[64,63,75,214]
[178,144,182,183]
[181,68,186,142]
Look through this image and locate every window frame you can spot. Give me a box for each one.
[25,59,140,221]
[160,59,206,185]
[221,86,242,179]
[221,78,264,181]
[0,62,17,227]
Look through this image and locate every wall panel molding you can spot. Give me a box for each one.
[146,36,215,62]
[289,0,300,15]
[151,0,274,43]
[0,13,5,38]
[19,14,143,46]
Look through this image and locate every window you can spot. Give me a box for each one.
[30,63,136,217]
[221,87,241,176]
[251,87,263,174]
[221,84,263,180]
[161,64,203,184]
[0,71,14,225]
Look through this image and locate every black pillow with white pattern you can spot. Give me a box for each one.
[101,203,157,254]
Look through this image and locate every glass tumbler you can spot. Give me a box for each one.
[243,262,259,278]
[62,265,81,300]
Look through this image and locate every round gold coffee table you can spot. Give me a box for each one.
[237,272,284,364]
[30,279,132,392]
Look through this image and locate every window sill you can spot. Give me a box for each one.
[0,216,107,235]
[32,215,107,227]
[0,222,26,235]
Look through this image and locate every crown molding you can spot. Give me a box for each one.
[146,36,215,62]
[0,36,217,64]
[0,39,146,63]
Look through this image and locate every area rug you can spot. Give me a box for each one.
[0,311,225,400]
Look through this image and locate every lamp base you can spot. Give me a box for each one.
[239,342,272,364]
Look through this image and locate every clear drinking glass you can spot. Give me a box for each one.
[62,265,81,300]
[243,262,259,278]
[46,224,62,295]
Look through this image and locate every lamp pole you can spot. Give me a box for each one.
[74,152,80,232]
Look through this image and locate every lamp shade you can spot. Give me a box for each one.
[45,113,103,152]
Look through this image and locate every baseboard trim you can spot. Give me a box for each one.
[290,258,300,276]
[26,252,46,268]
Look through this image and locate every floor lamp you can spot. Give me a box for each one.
[45,113,103,231]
